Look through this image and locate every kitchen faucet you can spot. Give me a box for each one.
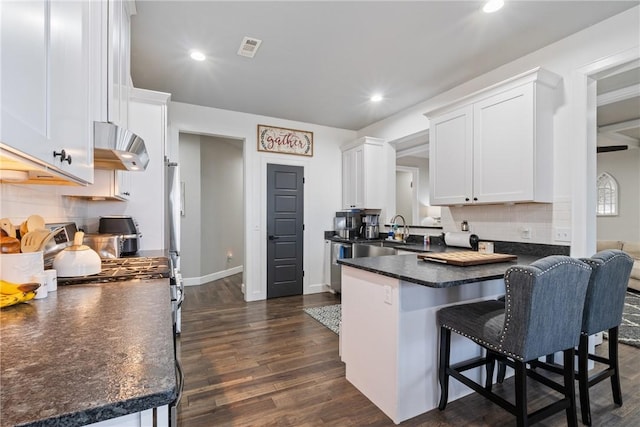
[390,215,409,243]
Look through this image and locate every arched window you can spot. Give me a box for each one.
[596,172,618,216]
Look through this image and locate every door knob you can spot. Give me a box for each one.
[268,235,280,240]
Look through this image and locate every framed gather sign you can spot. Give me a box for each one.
[257,124,313,157]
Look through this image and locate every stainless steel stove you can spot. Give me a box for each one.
[57,256,171,285]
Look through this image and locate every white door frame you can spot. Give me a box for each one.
[572,46,639,257]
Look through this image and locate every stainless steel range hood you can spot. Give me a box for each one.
[93,121,149,171]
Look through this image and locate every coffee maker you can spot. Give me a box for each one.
[361,213,380,239]
[334,210,362,239]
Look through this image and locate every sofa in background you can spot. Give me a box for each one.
[597,240,640,292]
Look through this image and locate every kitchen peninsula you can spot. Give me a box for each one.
[338,253,539,424]
[0,279,176,427]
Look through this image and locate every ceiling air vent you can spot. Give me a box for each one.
[237,36,262,58]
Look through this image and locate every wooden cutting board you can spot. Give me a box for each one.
[418,251,517,266]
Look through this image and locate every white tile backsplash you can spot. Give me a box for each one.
[441,202,568,244]
[0,183,88,227]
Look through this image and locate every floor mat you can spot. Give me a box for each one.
[303,304,340,335]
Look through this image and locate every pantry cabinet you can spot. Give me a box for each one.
[426,67,560,206]
[0,0,100,184]
[341,137,385,210]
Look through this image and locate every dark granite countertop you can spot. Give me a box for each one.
[338,252,540,288]
[0,279,176,427]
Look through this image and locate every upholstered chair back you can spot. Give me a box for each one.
[579,250,634,336]
[501,256,592,361]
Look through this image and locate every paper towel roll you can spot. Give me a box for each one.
[444,232,476,249]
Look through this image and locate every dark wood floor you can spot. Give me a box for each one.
[177,274,640,426]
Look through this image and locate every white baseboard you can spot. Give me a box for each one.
[305,282,332,294]
[183,265,244,286]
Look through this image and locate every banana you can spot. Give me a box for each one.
[0,293,21,308]
[0,279,40,295]
[0,289,38,308]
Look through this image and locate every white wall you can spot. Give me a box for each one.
[596,146,640,242]
[358,7,640,252]
[396,155,430,223]
[168,101,356,301]
[179,134,244,283]
[395,170,413,223]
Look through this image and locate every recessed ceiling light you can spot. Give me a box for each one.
[190,50,206,61]
[483,0,504,13]
[370,94,383,102]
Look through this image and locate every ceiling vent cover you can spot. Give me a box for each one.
[237,36,262,58]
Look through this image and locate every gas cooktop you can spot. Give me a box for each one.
[57,256,171,285]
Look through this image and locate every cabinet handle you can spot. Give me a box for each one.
[53,150,72,164]
[465,197,470,202]
[473,197,478,201]
[123,192,130,196]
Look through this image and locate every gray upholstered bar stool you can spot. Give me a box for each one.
[526,250,634,425]
[437,256,592,427]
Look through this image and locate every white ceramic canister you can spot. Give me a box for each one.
[0,251,44,283]
[45,269,57,292]
[31,272,48,299]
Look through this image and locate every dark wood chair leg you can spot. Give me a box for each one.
[577,334,591,426]
[438,327,451,410]
[485,350,495,391]
[497,360,507,383]
[514,360,528,427]
[564,348,578,427]
[609,327,623,406]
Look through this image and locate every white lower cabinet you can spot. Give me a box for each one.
[426,68,560,206]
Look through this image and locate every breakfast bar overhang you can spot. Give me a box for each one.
[338,253,539,424]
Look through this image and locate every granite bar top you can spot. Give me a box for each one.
[338,253,540,288]
[0,279,176,427]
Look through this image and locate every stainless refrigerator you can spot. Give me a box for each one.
[165,158,184,427]
[165,159,181,269]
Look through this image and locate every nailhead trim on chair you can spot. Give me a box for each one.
[442,259,592,362]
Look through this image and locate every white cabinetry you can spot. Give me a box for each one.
[63,169,131,201]
[341,137,385,210]
[108,0,135,127]
[0,0,100,184]
[426,68,560,206]
[324,239,331,287]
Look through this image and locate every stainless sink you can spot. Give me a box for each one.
[352,243,398,258]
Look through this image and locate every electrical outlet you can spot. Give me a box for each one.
[384,285,392,305]
[521,228,531,239]
[554,227,572,242]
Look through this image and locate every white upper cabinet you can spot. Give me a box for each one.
[426,68,560,206]
[0,0,100,184]
[341,137,385,210]
[428,106,473,206]
[108,0,134,127]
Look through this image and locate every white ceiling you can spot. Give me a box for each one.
[596,62,640,150]
[130,0,639,131]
